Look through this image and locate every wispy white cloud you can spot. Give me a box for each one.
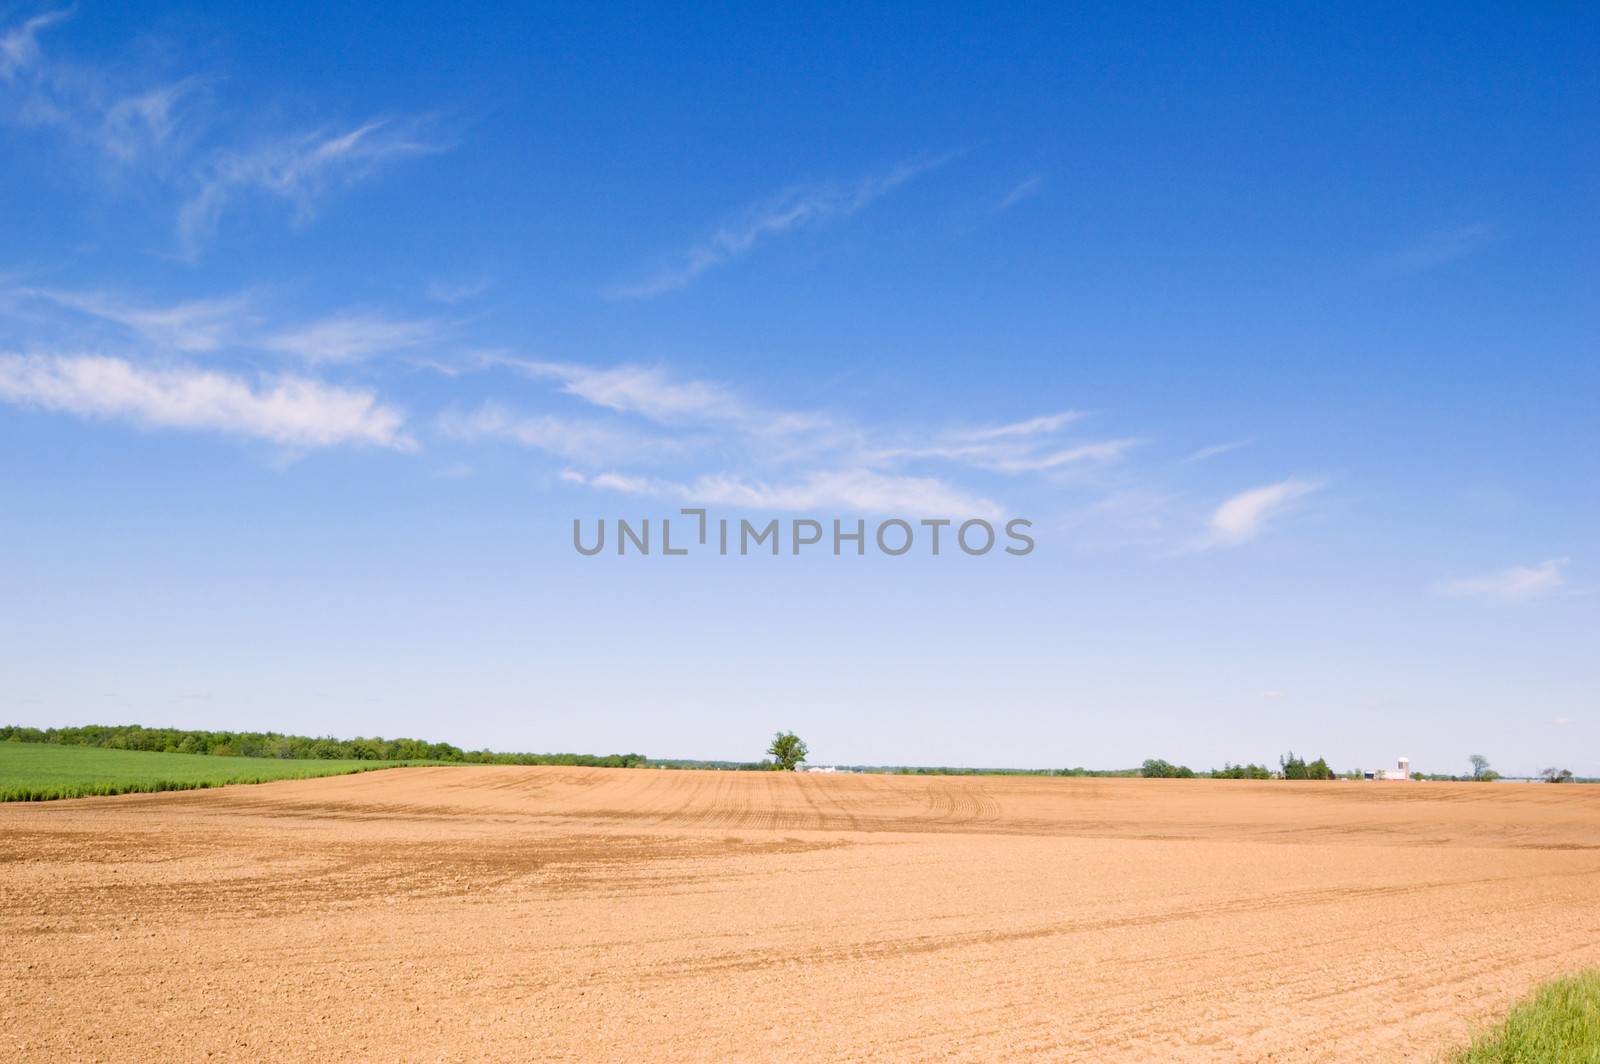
[980,439,1137,474]
[872,410,1132,476]
[874,437,1135,474]
[0,8,70,82]
[460,359,851,477]
[18,286,449,367]
[1437,558,1568,601]
[425,278,490,305]
[178,118,444,255]
[17,287,255,352]
[568,468,1001,520]
[994,174,1044,212]
[690,470,1000,519]
[497,357,846,450]
[1203,477,1322,548]
[2,11,207,168]
[1181,439,1250,464]
[611,154,950,298]
[437,403,667,465]
[560,469,658,495]
[0,352,412,449]
[1,10,444,255]
[261,313,437,364]
[951,411,1081,441]
[1378,223,1497,276]
[98,76,207,164]
[509,359,747,424]
[485,359,1143,521]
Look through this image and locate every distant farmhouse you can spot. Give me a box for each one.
[1366,757,1412,781]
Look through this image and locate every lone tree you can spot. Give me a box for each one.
[767,731,808,771]
[1468,754,1499,782]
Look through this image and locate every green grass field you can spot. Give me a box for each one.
[1451,971,1600,1063]
[0,741,428,801]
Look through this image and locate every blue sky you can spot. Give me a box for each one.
[1,3,1595,774]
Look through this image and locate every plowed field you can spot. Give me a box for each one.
[4,767,1597,1061]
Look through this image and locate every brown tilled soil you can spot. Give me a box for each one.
[3,768,1598,1062]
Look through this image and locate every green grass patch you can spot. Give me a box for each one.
[1450,970,1600,1063]
[0,741,428,801]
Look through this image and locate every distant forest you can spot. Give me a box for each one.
[0,724,646,768]
[4,725,1589,782]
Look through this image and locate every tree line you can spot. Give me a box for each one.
[1139,756,1325,779]
[4,725,1584,782]
[1142,753,1586,783]
[0,724,646,768]
[1142,754,1343,780]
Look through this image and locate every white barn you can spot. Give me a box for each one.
[1372,756,1412,781]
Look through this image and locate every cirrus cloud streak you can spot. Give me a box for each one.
[0,352,412,450]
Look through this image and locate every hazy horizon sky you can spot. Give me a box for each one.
[2,3,1595,776]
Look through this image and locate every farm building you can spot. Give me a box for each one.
[1366,757,1412,781]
